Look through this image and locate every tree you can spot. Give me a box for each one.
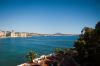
[26,50,37,63]
[74,21,100,66]
[93,21,100,66]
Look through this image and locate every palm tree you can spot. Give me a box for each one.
[26,50,37,63]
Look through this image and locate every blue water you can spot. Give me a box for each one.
[0,36,78,66]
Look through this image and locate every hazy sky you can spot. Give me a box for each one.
[0,0,100,34]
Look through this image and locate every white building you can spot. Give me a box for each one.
[10,31,27,37]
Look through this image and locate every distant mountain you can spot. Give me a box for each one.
[52,33,78,36]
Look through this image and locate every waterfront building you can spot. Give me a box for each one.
[11,32,27,37]
[0,31,6,38]
[11,30,16,37]
[20,32,27,37]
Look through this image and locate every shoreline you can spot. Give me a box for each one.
[17,53,55,66]
[17,48,78,66]
[0,36,32,39]
[0,35,79,39]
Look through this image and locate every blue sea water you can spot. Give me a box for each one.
[0,36,78,66]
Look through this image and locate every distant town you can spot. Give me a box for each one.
[0,30,78,38]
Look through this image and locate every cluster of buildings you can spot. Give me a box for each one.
[11,31,27,37]
[0,30,28,38]
[0,30,46,38]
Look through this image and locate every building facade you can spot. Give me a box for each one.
[0,31,6,38]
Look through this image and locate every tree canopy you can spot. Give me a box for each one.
[74,21,100,66]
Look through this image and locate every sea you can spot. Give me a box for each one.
[0,35,79,66]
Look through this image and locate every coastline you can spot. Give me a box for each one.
[17,53,54,66]
[17,48,79,66]
[0,36,32,39]
[0,34,79,39]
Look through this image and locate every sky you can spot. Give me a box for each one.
[0,0,100,34]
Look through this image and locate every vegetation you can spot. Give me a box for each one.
[74,21,100,66]
[54,48,64,66]
[26,50,37,63]
[53,48,78,66]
